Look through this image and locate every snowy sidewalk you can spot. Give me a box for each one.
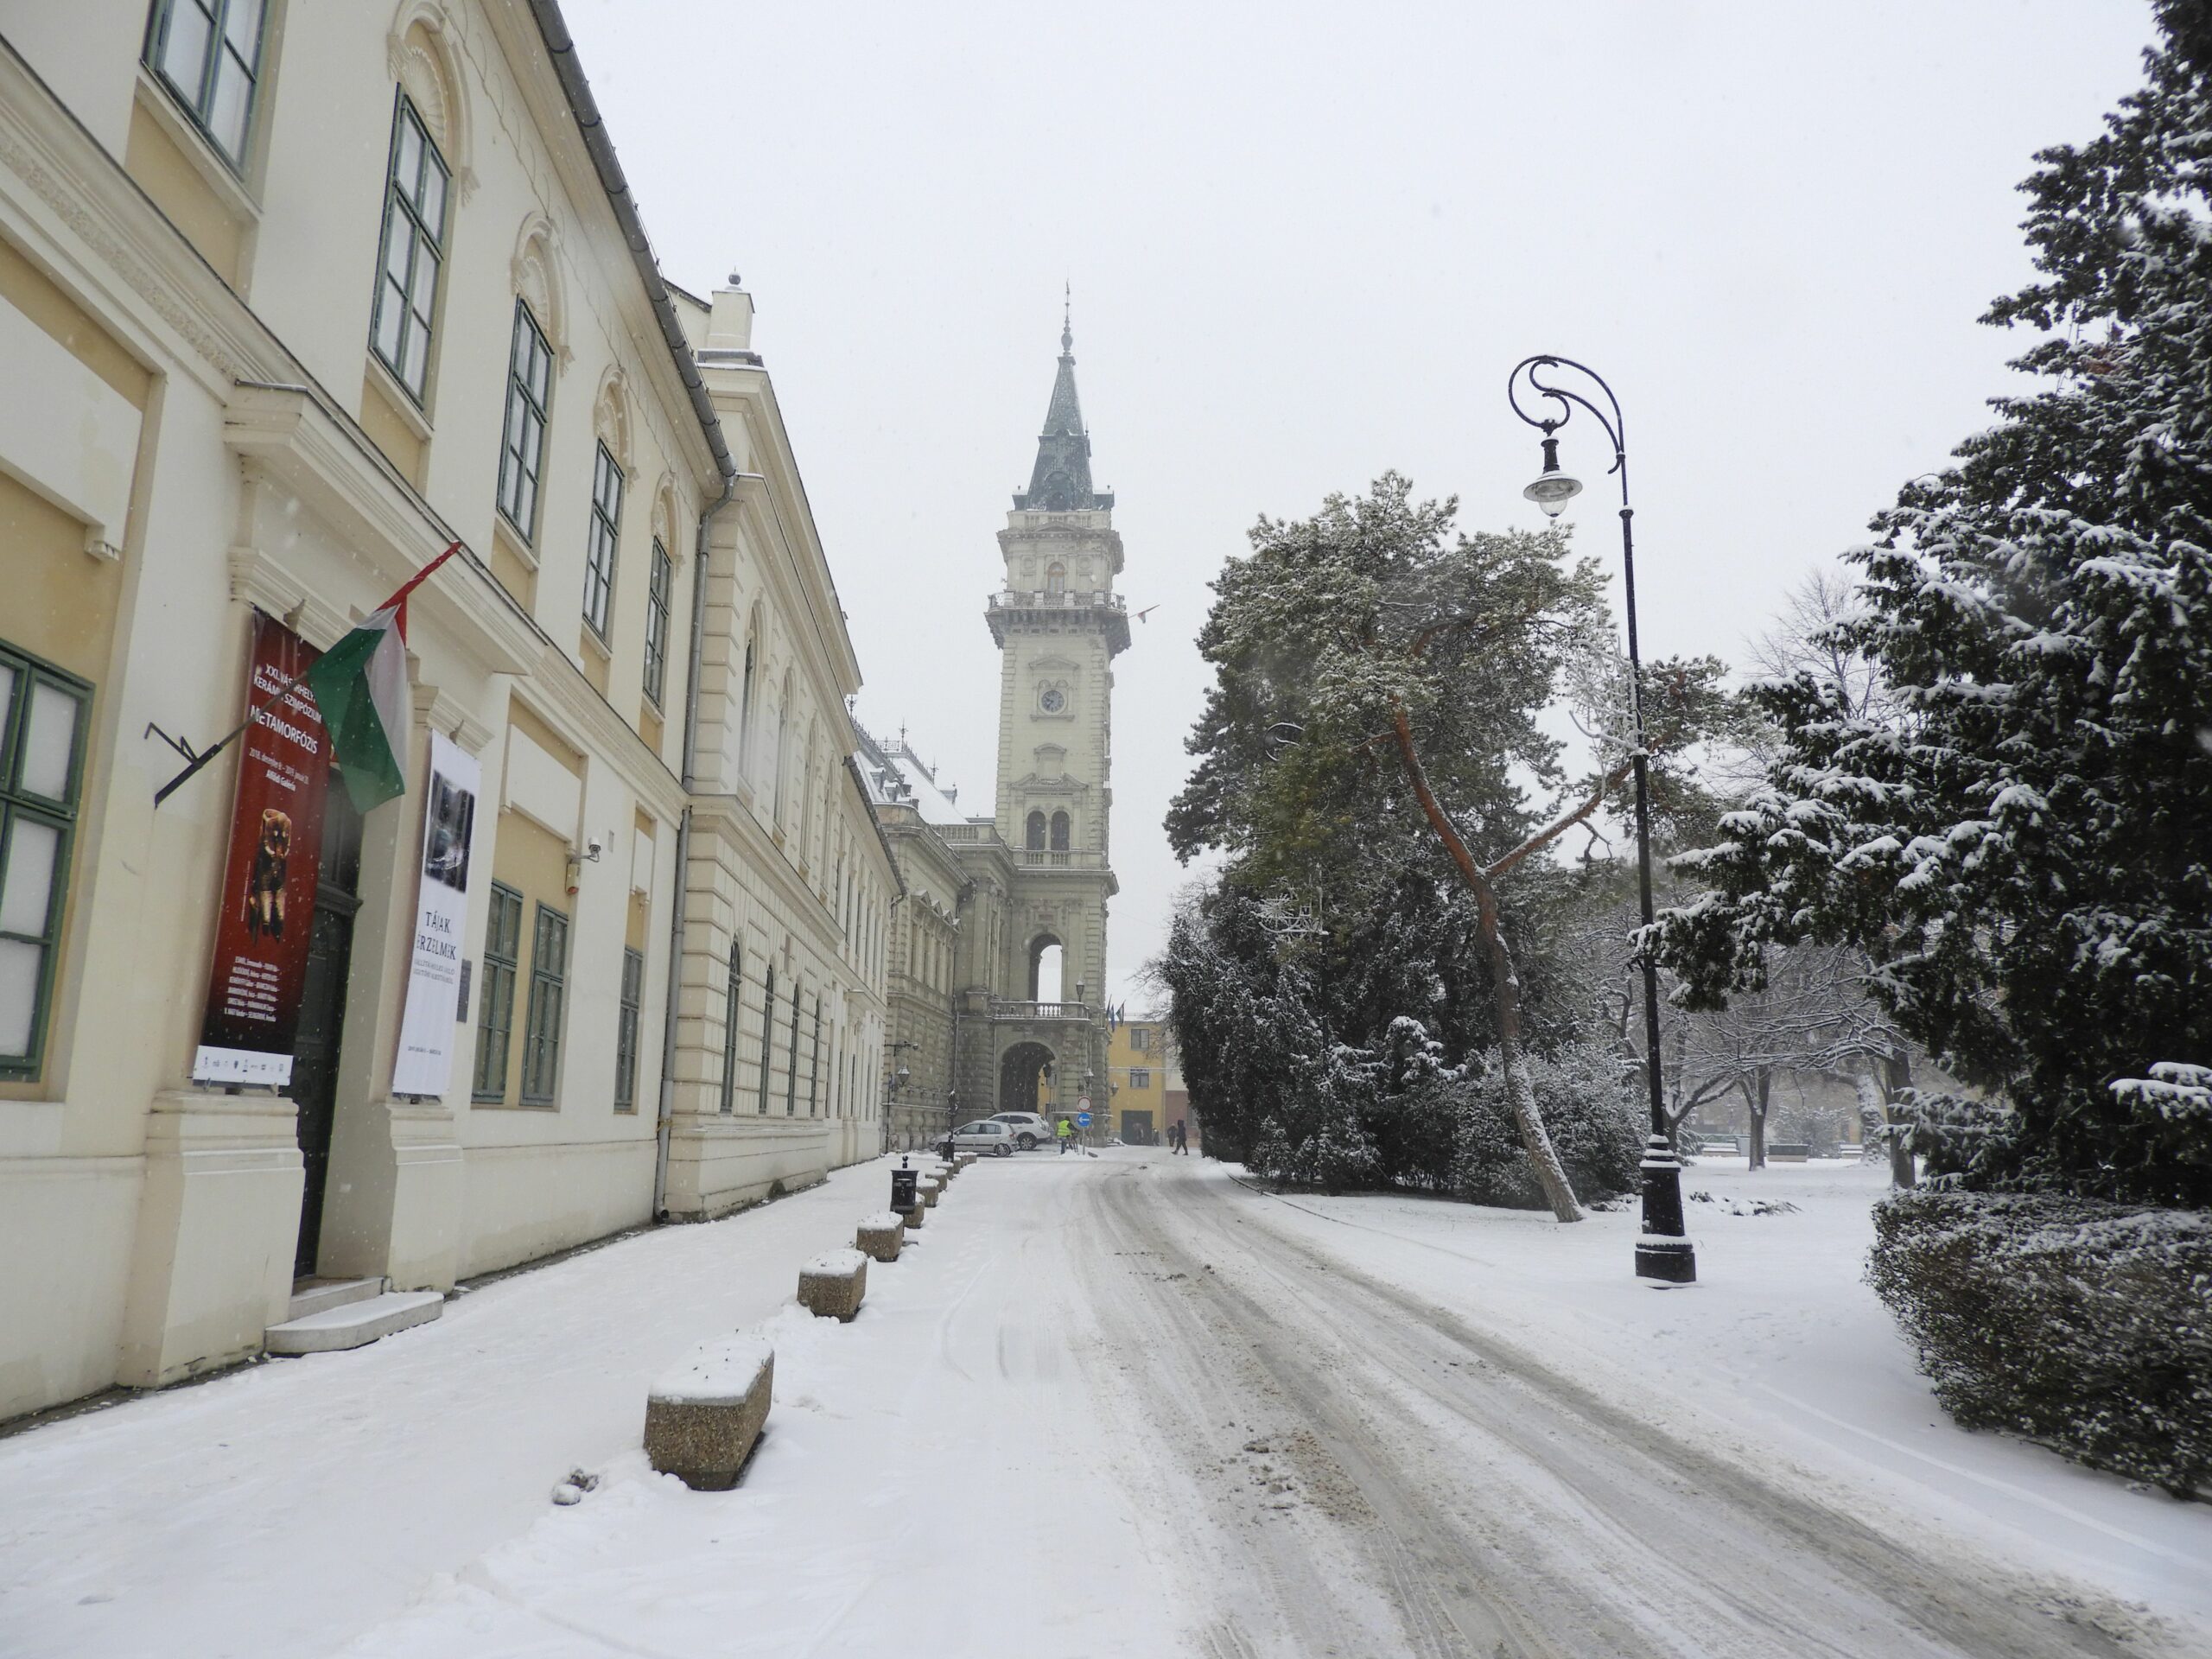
[0,1155,1195,1658]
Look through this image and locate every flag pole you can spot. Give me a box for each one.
[152,542,461,808]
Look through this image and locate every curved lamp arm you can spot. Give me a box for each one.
[1507,354,1628,498]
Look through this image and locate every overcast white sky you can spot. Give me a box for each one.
[563,0,2155,1009]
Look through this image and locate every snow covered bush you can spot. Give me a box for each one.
[1651,7,2212,1207]
[1867,1190,2212,1497]
[1453,1043,1643,1211]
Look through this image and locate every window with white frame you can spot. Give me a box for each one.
[583,442,622,639]
[497,301,554,539]
[144,0,267,171]
[369,93,450,404]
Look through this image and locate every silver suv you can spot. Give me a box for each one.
[991,1111,1056,1150]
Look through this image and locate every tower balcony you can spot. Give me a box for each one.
[988,999,1093,1024]
[986,589,1131,654]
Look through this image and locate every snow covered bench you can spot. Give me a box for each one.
[645,1336,774,1491]
[1768,1143,1812,1162]
[798,1248,868,1321]
[855,1211,905,1263]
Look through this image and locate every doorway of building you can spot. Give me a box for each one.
[290,782,363,1279]
[998,1040,1056,1117]
[1121,1109,1155,1146]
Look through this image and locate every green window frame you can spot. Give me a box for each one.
[757,964,775,1113]
[472,882,523,1100]
[785,982,801,1116]
[369,93,450,404]
[643,539,673,706]
[613,946,644,1113]
[719,943,741,1114]
[583,442,622,640]
[519,901,569,1105]
[497,301,554,540]
[0,645,90,1081]
[144,0,267,171]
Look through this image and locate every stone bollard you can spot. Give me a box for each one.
[645,1336,774,1491]
[918,1175,943,1208]
[902,1199,925,1229]
[798,1248,868,1321]
[855,1211,906,1262]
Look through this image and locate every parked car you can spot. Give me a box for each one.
[990,1111,1056,1150]
[948,1120,1016,1156]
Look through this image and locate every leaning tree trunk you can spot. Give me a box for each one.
[1390,705,1582,1222]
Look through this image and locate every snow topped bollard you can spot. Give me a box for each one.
[798,1248,868,1321]
[901,1198,925,1229]
[645,1336,773,1491]
[918,1175,944,1208]
[855,1211,905,1263]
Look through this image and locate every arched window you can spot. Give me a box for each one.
[719,944,741,1114]
[737,632,757,778]
[758,965,776,1111]
[1050,810,1070,853]
[1045,562,1065,594]
[1026,810,1046,851]
[773,672,793,823]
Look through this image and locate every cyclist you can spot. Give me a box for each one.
[1056,1116,1076,1154]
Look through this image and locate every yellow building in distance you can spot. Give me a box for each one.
[1106,1018,1169,1145]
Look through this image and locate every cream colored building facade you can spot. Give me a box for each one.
[0,0,892,1423]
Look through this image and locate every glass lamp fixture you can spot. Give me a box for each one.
[1522,435,1583,518]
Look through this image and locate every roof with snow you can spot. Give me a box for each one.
[852,721,978,828]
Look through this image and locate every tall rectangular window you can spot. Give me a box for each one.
[720,944,742,1114]
[786,983,802,1116]
[758,965,776,1112]
[497,302,554,539]
[808,1001,822,1116]
[519,902,569,1105]
[643,540,672,706]
[472,883,523,1100]
[0,645,88,1080]
[369,95,450,404]
[145,0,266,170]
[583,442,622,639]
[613,947,643,1113]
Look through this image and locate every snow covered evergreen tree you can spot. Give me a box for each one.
[1653,5,2212,1206]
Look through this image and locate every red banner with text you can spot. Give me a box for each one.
[191,611,332,1086]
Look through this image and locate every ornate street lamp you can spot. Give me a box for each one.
[1508,354,1694,1285]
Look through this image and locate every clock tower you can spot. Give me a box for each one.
[981,307,1127,1118]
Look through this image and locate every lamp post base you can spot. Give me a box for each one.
[1637,1134,1695,1283]
[1635,1236,1697,1283]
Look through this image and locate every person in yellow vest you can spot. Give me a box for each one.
[1057,1116,1075,1154]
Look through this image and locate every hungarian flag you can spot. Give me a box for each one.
[305,543,459,812]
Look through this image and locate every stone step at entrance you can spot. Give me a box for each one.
[286,1275,385,1323]
[264,1289,445,1356]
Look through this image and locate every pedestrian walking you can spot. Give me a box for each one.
[1057,1116,1075,1154]
[1172,1118,1189,1155]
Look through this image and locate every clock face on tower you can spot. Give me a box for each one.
[1039,686,1066,714]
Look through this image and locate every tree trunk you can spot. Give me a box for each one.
[1389,704,1582,1222]
[1745,1072,1769,1170]
[1879,1045,1918,1190]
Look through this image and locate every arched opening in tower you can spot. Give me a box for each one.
[1028,933,1064,1003]
[999,1040,1057,1116]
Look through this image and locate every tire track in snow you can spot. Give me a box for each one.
[1084,1160,2170,1659]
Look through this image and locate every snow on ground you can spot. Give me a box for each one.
[0,1154,1202,1659]
[1227,1153,2212,1630]
[2,1147,2207,1657]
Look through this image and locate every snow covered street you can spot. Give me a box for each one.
[3,1149,2208,1657]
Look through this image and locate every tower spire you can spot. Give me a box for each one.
[1015,296,1110,512]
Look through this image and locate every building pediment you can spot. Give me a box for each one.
[1010,774,1089,797]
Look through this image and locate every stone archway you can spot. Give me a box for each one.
[998,1039,1058,1116]
[1026,932,1064,1002]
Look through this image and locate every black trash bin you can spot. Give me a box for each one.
[891,1166,918,1211]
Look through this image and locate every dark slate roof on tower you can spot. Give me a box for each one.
[1014,304,1113,512]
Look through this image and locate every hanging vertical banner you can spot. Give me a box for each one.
[391,728,479,1096]
[193,612,331,1085]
